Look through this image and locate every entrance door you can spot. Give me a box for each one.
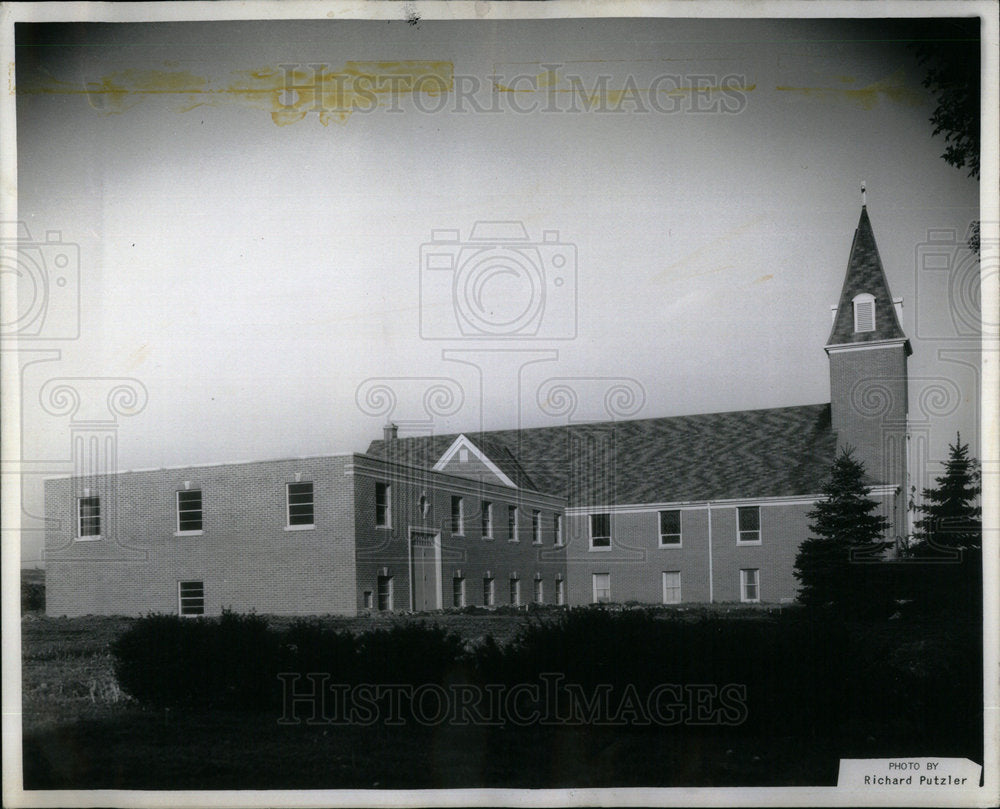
[410,532,439,611]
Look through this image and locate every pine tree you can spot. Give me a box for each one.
[911,433,982,556]
[794,448,891,612]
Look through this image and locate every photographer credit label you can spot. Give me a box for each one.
[838,758,982,789]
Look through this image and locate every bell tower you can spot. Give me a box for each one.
[826,196,911,542]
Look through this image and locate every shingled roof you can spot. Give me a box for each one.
[827,206,911,351]
[366,403,838,507]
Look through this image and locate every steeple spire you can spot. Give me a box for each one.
[826,203,910,354]
[861,180,866,207]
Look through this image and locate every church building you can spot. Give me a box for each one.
[43,204,910,616]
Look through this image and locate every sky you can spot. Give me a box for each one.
[8,13,986,565]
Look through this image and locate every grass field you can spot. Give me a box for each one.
[20,605,983,789]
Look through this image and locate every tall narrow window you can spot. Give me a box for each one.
[452,576,466,608]
[377,575,394,610]
[556,578,566,605]
[740,569,760,603]
[592,573,611,604]
[451,496,464,535]
[659,510,681,545]
[533,578,543,604]
[853,293,876,332]
[77,496,101,538]
[482,501,493,538]
[176,489,203,533]
[662,571,681,604]
[509,577,520,606]
[532,510,542,544]
[737,506,761,544]
[286,482,314,527]
[178,581,204,616]
[590,513,611,549]
[508,506,519,542]
[554,514,563,546]
[483,576,495,607]
[375,482,391,527]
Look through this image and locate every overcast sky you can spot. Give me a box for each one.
[11,14,984,563]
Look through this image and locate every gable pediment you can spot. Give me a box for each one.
[432,434,517,488]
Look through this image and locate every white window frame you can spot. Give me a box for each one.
[483,576,495,607]
[554,514,564,546]
[740,568,760,603]
[375,482,391,528]
[556,578,566,606]
[659,509,682,546]
[662,570,682,604]
[509,577,521,606]
[852,292,876,333]
[589,513,611,551]
[452,576,466,608]
[532,510,542,544]
[451,496,465,536]
[363,590,373,609]
[508,505,519,542]
[175,489,204,536]
[737,506,761,545]
[377,575,394,611]
[592,572,611,604]
[178,580,204,617]
[76,495,102,541]
[482,501,494,539]
[285,481,315,530]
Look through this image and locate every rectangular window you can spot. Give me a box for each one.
[377,575,393,611]
[554,514,563,546]
[452,576,466,608]
[176,489,203,533]
[287,482,314,527]
[375,482,391,527]
[178,581,204,616]
[509,578,520,606]
[77,496,101,538]
[482,501,493,538]
[532,510,542,544]
[659,510,681,546]
[740,568,760,603]
[592,573,611,604]
[508,506,519,542]
[533,578,543,604]
[590,513,611,548]
[556,578,566,606]
[483,576,495,607]
[363,591,373,609]
[662,571,681,604]
[737,506,761,544]
[451,496,464,535]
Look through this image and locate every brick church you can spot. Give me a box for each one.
[44,204,911,616]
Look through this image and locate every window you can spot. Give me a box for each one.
[375,482,391,527]
[483,576,495,606]
[176,489,203,533]
[419,494,430,518]
[554,514,563,546]
[363,591,373,609]
[77,496,101,538]
[482,501,493,538]
[451,496,464,535]
[659,510,681,546]
[662,571,681,604]
[452,576,466,608]
[508,506,519,542]
[556,578,566,605]
[178,581,204,616]
[853,292,876,332]
[737,506,761,544]
[592,573,611,604]
[377,575,393,610]
[590,513,611,549]
[740,568,760,603]
[286,482,314,527]
[532,510,542,544]
[509,577,520,606]
[533,578,543,604]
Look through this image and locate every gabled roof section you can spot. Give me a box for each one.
[366,403,839,506]
[827,206,910,353]
[432,433,529,489]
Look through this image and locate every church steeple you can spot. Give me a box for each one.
[826,205,911,353]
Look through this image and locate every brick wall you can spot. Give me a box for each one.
[45,456,357,617]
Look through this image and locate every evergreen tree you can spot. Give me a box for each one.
[794,448,891,612]
[911,433,981,556]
